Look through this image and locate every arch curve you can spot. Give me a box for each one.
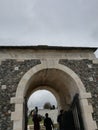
[11,61,97,130]
[16,62,85,98]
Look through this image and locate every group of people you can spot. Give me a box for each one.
[31,107,74,130]
[31,107,54,130]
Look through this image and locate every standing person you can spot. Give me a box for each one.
[32,107,42,130]
[57,109,64,130]
[63,110,75,130]
[35,106,38,113]
[44,113,54,130]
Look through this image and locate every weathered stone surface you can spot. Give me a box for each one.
[59,59,98,127]
[0,53,98,129]
[0,59,41,130]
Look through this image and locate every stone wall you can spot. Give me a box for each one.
[0,59,41,130]
[0,58,98,129]
[59,59,98,127]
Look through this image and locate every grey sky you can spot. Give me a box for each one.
[28,90,57,110]
[0,0,98,48]
[0,1,98,109]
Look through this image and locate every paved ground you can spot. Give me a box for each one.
[28,124,58,130]
[28,125,45,130]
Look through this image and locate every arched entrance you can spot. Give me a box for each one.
[11,61,96,130]
[27,89,58,130]
[25,68,80,110]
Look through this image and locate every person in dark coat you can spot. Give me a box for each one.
[44,113,54,130]
[32,107,42,130]
[57,109,64,130]
[63,110,75,130]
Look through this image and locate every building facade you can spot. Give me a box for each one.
[0,46,98,130]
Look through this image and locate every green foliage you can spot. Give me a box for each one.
[28,116,33,125]
[43,102,52,109]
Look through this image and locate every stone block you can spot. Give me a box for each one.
[14,67,19,70]
[1,85,6,89]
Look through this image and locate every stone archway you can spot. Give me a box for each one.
[27,86,60,110]
[11,60,97,130]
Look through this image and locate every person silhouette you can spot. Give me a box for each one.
[32,107,42,130]
[57,109,64,130]
[44,113,54,130]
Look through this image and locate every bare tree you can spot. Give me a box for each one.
[43,102,52,109]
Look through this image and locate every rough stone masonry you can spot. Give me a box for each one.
[0,46,98,130]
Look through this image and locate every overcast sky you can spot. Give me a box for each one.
[28,90,57,110]
[0,0,98,48]
[0,1,98,109]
